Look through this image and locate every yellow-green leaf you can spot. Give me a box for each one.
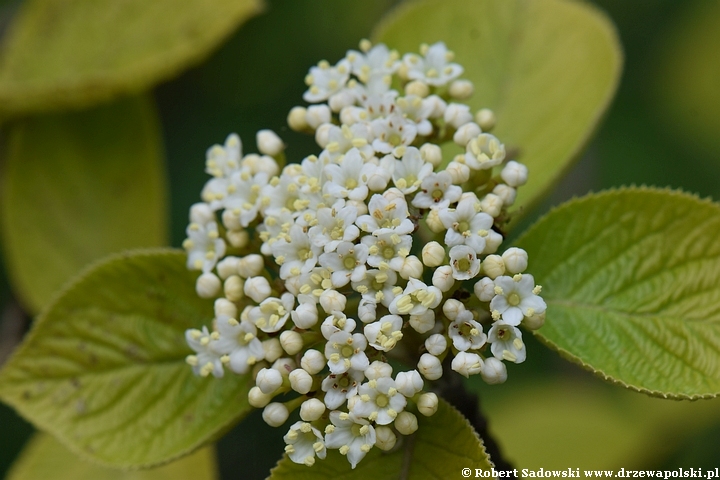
[7,433,218,480]
[0,250,253,468]
[0,0,262,115]
[268,398,494,480]
[373,0,622,220]
[0,95,167,313]
[515,188,720,399]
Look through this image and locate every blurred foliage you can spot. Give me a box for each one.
[1,0,720,478]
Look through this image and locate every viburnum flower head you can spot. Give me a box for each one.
[182,39,545,469]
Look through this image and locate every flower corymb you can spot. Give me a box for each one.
[183,40,546,469]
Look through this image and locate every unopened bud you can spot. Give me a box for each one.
[395,370,424,397]
[226,229,249,248]
[291,302,318,329]
[502,247,528,274]
[189,203,214,224]
[300,349,325,375]
[319,289,346,313]
[451,351,484,378]
[244,276,271,303]
[425,334,447,356]
[482,255,505,279]
[299,398,325,421]
[417,392,439,416]
[442,299,464,321]
[395,411,419,435]
[449,79,474,100]
[409,310,435,334]
[238,254,264,278]
[523,311,546,330]
[256,368,283,394]
[223,275,244,302]
[405,80,430,97]
[501,160,529,187]
[481,357,507,385]
[417,353,442,380]
[314,123,333,148]
[256,129,285,156]
[280,330,304,355]
[425,208,445,233]
[289,368,313,394]
[365,360,393,380]
[196,272,221,299]
[445,160,470,184]
[248,386,273,408]
[474,277,496,302]
[475,108,496,131]
[287,106,309,131]
[432,265,455,292]
[493,183,517,206]
[262,402,289,427]
[216,256,239,279]
[306,105,331,129]
[422,241,445,267]
[399,255,423,280]
[444,103,473,128]
[262,338,283,363]
[375,426,397,451]
[453,122,482,146]
[479,193,503,218]
[419,143,443,167]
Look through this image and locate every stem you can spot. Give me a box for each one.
[436,361,514,471]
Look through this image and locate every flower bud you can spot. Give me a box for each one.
[223,275,244,302]
[451,351,484,378]
[358,298,377,323]
[417,353,442,380]
[262,402,289,427]
[256,155,280,177]
[256,368,283,394]
[291,301,319,329]
[280,330,304,355]
[453,122,481,146]
[366,164,391,191]
[299,398,326,421]
[502,247,528,274]
[522,311,546,330]
[483,230,503,255]
[262,338,283,363]
[474,277,496,302]
[409,310,435,334]
[347,199,368,216]
[422,241,445,267]
[189,202,214,224]
[256,129,285,156]
[399,255,423,280]
[305,104,331,129]
[442,299,464,321]
[475,108,496,131]
[481,357,507,385]
[216,256,239,279]
[328,89,355,111]
[248,386,273,408]
[405,80,429,97]
[395,370,424,397]
[319,289,346,313]
[432,265,455,292]
[425,208,445,233]
[419,143,443,167]
[424,94,447,119]
[493,183,517,206]
[395,411,419,435]
[501,160,528,187]
[214,298,238,319]
[417,392,439,416]
[314,123,333,148]
[221,209,241,231]
[244,276,271,303]
[425,334,447,356]
[272,357,296,375]
[479,193,503,218]
[445,160,470,184]
[289,368,313,394]
[196,272,221,299]
[482,255,505,279]
[365,360,393,380]
[300,349,325,375]
[287,106,309,131]
[444,103,473,128]
[375,426,397,451]
[449,79,474,99]
[238,254,265,278]
[226,229,249,248]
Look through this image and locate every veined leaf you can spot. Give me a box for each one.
[0,250,253,467]
[268,398,494,480]
[6,433,218,480]
[373,0,622,221]
[515,188,720,399]
[0,0,262,115]
[0,95,167,313]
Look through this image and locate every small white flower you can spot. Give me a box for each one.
[324,411,376,469]
[318,241,369,288]
[356,191,415,236]
[325,331,369,374]
[448,310,487,352]
[352,377,407,425]
[389,278,442,316]
[392,146,434,194]
[351,268,398,307]
[449,245,481,280]
[322,370,364,409]
[465,133,505,170]
[185,327,224,378]
[364,314,404,351]
[411,171,462,209]
[347,42,400,82]
[403,42,463,87]
[439,197,495,253]
[213,316,265,374]
[249,293,295,333]
[487,322,526,364]
[304,59,351,103]
[205,133,242,178]
[284,421,327,467]
[363,233,412,272]
[320,311,356,340]
[184,220,226,273]
[271,224,321,279]
[490,274,546,325]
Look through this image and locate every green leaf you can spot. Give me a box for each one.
[268,398,494,480]
[0,250,253,468]
[0,0,262,116]
[0,95,167,313]
[515,187,720,399]
[7,433,218,480]
[373,0,622,220]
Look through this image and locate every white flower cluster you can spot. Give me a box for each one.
[183,40,546,469]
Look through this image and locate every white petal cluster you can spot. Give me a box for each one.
[183,40,545,469]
